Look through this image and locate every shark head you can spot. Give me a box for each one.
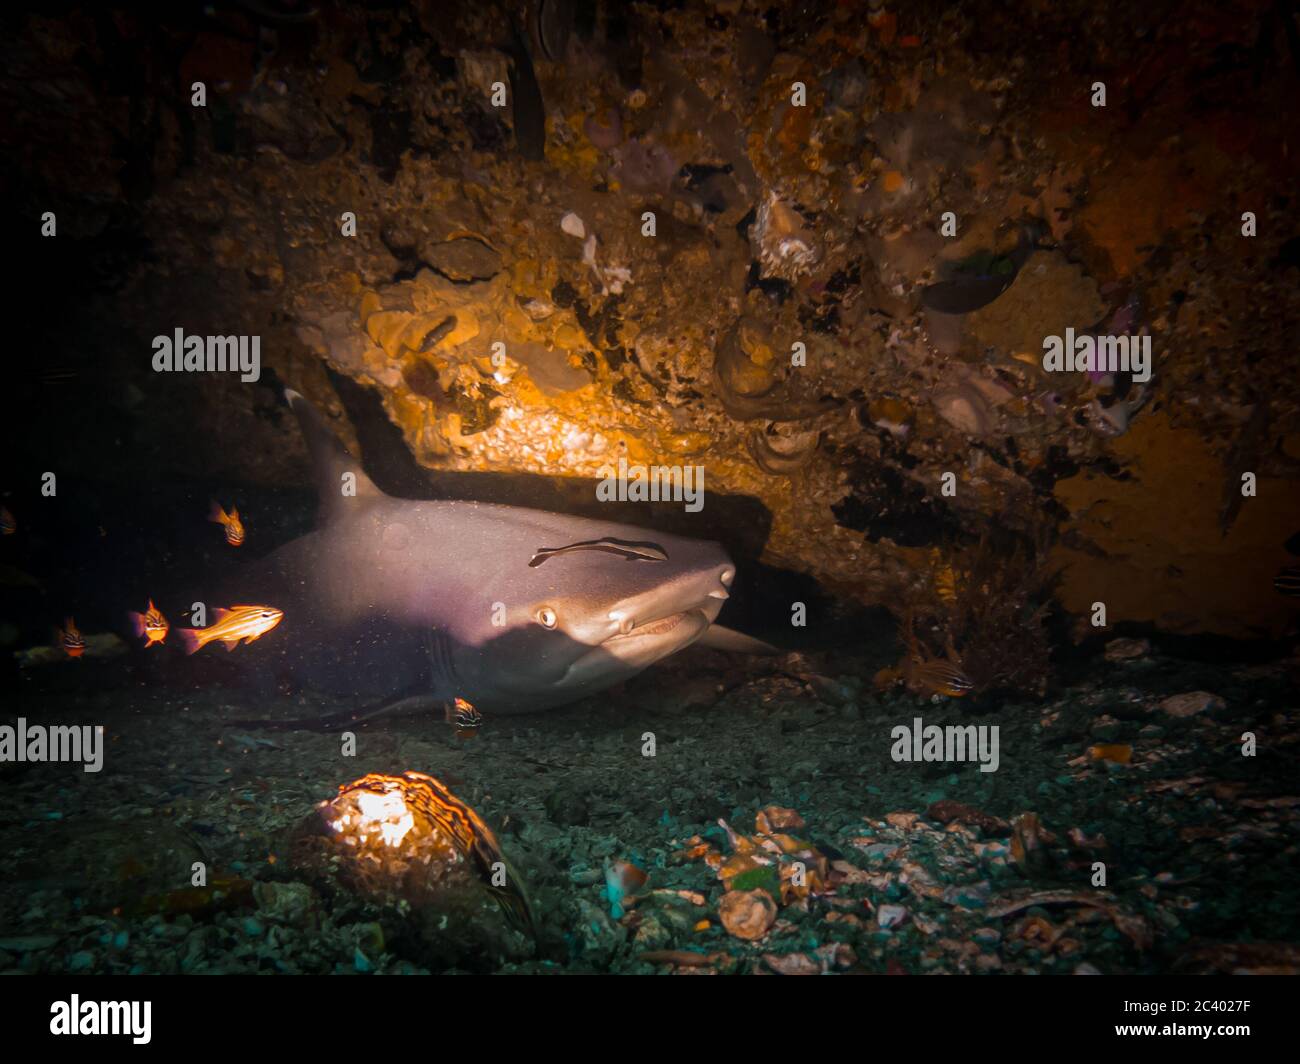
[440,524,736,711]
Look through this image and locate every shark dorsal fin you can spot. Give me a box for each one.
[285,389,382,521]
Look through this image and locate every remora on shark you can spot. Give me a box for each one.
[225,390,775,718]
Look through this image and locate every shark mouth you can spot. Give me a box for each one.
[559,608,710,689]
[605,610,690,642]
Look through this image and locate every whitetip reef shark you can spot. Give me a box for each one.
[230,390,775,726]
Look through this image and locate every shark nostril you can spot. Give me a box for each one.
[720,568,735,586]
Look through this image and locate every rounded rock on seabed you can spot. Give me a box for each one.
[763,951,822,975]
[876,903,909,929]
[544,785,591,827]
[1089,716,1124,741]
[1158,691,1226,718]
[756,805,805,833]
[253,881,318,928]
[632,913,673,952]
[286,773,535,970]
[718,888,777,941]
[1104,637,1150,662]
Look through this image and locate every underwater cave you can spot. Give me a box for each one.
[1,0,1298,1028]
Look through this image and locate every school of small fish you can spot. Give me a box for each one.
[7,502,283,665]
[0,499,502,735]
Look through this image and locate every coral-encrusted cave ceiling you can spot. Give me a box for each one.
[7,0,1299,639]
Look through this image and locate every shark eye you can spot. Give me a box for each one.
[536,606,558,629]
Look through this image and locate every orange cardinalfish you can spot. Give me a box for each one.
[209,501,245,546]
[0,506,15,535]
[57,618,86,658]
[446,696,483,739]
[127,600,169,647]
[909,657,975,699]
[176,605,283,655]
[1275,566,1300,598]
[900,610,974,698]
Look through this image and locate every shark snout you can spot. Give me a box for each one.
[710,567,735,599]
[605,563,734,637]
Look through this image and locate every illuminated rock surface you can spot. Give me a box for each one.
[9,0,1298,638]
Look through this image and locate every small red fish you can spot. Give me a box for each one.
[58,618,85,658]
[128,600,169,647]
[899,611,974,698]
[209,500,245,546]
[1276,566,1300,598]
[446,696,483,739]
[909,660,975,698]
[0,506,15,535]
[176,605,283,655]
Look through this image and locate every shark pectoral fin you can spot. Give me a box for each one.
[223,639,241,652]
[229,687,444,733]
[697,624,781,655]
[321,689,444,731]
